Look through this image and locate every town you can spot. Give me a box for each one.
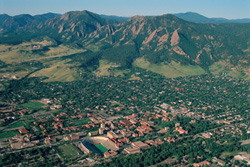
[1,68,250,166]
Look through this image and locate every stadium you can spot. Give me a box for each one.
[81,137,118,156]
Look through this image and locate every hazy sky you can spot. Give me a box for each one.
[1,0,250,19]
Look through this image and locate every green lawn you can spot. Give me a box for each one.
[56,144,82,159]
[0,130,19,139]
[70,119,90,126]
[5,121,25,129]
[95,144,108,153]
[21,101,46,110]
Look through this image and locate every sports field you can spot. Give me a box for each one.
[95,144,108,153]
[21,101,46,110]
[56,144,82,159]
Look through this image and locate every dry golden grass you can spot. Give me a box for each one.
[94,60,119,76]
[30,60,78,82]
[94,60,130,77]
[0,41,85,64]
[129,74,141,80]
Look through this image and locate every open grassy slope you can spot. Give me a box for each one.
[134,57,206,78]
[30,60,79,82]
[0,38,85,81]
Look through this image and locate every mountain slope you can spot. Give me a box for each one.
[0,13,61,33]
[81,14,250,68]
[1,10,250,81]
[174,12,250,24]
[100,14,129,22]
[38,10,118,43]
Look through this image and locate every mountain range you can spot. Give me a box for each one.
[173,12,250,24]
[1,10,250,81]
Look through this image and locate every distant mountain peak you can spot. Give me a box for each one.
[173,12,250,24]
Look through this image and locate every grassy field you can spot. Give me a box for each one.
[56,144,82,159]
[70,119,90,126]
[95,60,119,76]
[95,144,108,153]
[5,121,25,129]
[134,58,206,78]
[0,130,19,139]
[0,41,85,64]
[0,39,85,82]
[209,61,250,80]
[30,60,79,82]
[21,101,46,110]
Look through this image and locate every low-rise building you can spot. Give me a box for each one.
[71,134,80,140]
[124,147,141,154]
[107,131,117,138]
[132,141,150,149]
[212,157,226,166]
[202,133,211,139]
[88,131,99,136]
[174,127,188,134]
[136,125,153,134]
[193,160,211,167]
[19,127,29,134]
[104,150,118,158]
[120,120,132,126]
[44,137,56,144]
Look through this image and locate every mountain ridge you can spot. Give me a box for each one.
[173,12,250,24]
[1,10,250,81]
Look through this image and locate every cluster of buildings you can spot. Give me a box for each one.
[9,133,39,149]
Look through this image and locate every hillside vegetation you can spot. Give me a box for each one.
[1,10,250,81]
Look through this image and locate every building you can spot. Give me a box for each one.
[174,127,188,134]
[115,107,126,111]
[41,98,51,104]
[160,103,169,110]
[104,150,118,158]
[136,125,153,134]
[120,120,132,126]
[212,157,226,166]
[99,128,104,135]
[124,147,141,154]
[109,138,123,149]
[175,123,180,127]
[44,137,56,144]
[64,136,71,141]
[88,131,99,136]
[132,141,150,149]
[202,133,211,139]
[71,134,80,140]
[19,127,29,134]
[91,117,100,124]
[101,123,105,129]
[107,131,117,139]
[193,160,211,167]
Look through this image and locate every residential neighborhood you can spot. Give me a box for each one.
[1,71,250,166]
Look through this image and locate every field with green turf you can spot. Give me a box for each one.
[5,121,25,129]
[21,101,46,110]
[95,144,108,153]
[0,130,19,139]
[70,119,90,126]
[56,144,82,159]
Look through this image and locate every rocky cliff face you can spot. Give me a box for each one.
[1,10,250,68]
